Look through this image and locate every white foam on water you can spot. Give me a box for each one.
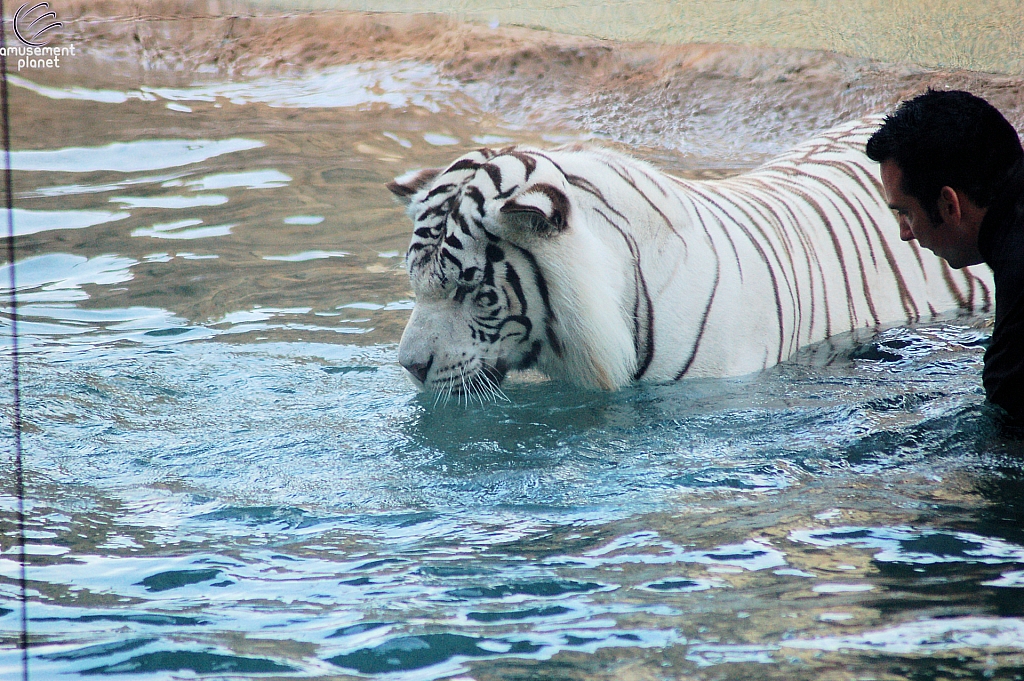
[146,62,462,112]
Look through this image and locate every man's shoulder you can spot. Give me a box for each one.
[982,159,1024,422]
[984,291,1024,423]
[979,159,1024,264]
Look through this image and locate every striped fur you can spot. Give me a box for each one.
[389,115,993,394]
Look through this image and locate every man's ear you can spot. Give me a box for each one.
[936,186,964,227]
[386,168,442,205]
[498,184,570,235]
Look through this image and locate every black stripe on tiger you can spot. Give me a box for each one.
[726,181,809,350]
[594,207,655,379]
[501,183,572,233]
[504,241,564,360]
[666,175,746,280]
[675,258,721,380]
[795,161,920,324]
[683,182,789,363]
[775,169,882,328]
[767,176,859,334]
[605,160,686,248]
[531,151,632,225]
[740,177,822,346]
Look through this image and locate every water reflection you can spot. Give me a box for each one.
[785,616,1024,654]
[4,209,129,237]
[1,254,136,301]
[111,194,228,210]
[9,138,264,173]
[791,526,1024,566]
[178,170,291,191]
[131,222,234,240]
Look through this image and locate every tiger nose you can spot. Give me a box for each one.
[401,355,433,384]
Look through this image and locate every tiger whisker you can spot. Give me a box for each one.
[492,382,511,403]
[439,370,452,407]
[480,366,494,407]
[458,365,469,408]
[476,368,503,405]
[475,376,488,407]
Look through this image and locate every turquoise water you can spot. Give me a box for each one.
[3,55,1024,680]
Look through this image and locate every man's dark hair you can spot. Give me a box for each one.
[866,89,1023,221]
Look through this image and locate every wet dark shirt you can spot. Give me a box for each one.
[977,158,1024,423]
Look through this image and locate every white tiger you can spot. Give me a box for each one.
[387,115,992,395]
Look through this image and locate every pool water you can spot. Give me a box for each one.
[3,21,1024,681]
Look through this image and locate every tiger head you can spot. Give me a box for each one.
[388,147,640,397]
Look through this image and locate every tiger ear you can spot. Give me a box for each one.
[499,184,570,235]
[386,168,442,205]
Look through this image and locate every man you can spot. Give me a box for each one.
[866,89,1024,423]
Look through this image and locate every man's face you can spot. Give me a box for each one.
[879,160,982,269]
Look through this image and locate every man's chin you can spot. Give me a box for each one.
[922,245,971,270]
[943,252,985,270]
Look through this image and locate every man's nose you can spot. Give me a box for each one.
[898,217,915,242]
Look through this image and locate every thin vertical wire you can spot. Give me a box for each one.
[0,1,30,679]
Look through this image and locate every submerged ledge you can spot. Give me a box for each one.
[39,2,1024,118]
[18,2,1020,169]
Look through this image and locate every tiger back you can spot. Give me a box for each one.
[388,115,993,395]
